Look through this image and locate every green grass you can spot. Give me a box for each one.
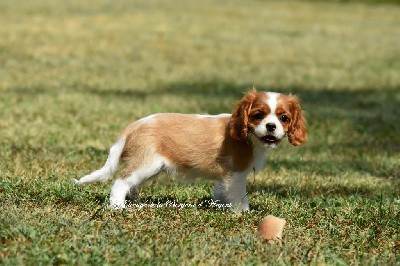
[1,0,399,264]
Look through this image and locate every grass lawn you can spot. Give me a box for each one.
[1,0,399,264]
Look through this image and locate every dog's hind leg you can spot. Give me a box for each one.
[109,156,166,209]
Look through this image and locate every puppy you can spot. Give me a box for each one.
[74,89,307,212]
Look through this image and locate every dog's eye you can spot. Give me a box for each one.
[280,115,290,123]
[253,113,264,120]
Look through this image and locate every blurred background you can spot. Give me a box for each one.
[1,0,399,92]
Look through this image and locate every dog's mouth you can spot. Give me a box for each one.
[260,135,281,145]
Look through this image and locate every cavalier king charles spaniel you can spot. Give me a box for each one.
[74,89,307,212]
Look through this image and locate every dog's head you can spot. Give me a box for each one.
[230,89,307,147]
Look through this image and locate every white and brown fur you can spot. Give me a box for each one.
[74,89,307,212]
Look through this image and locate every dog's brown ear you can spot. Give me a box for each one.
[287,95,307,146]
[230,89,257,141]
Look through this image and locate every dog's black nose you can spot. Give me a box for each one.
[266,123,276,132]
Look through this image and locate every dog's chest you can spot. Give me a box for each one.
[251,147,267,173]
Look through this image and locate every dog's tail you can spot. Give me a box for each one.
[73,137,126,185]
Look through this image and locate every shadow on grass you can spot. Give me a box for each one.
[248,182,399,212]
[84,81,247,99]
[267,157,398,178]
[248,182,396,199]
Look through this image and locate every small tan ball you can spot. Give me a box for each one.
[257,215,286,244]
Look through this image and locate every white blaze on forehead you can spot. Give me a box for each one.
[265,92,280,114]
[251,92,285,141]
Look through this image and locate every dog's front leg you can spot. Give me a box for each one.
[213,173,249,212]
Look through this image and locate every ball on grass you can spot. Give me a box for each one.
[257,215,286,244]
